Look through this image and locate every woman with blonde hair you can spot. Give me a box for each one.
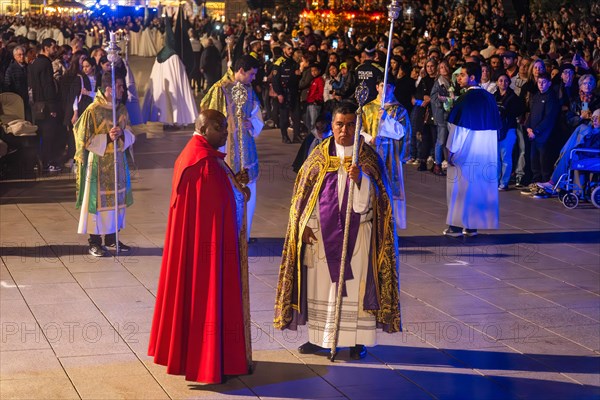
[429,59,453,175]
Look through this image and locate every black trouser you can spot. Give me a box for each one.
[410,106,425,159]
[418,124,435,160]
[37,115,63,166]
[530,141,552,183]
[270,96,279,126]
[278,98,301,140]
[89,233,116,246]
[263,91,274,123]
[65,124,75,160]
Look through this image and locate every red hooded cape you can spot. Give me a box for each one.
[148,134,247,383]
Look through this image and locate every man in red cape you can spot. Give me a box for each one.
[148,109,250,383]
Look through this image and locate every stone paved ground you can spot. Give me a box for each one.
[1,126,599,400]
[1,56,599,399]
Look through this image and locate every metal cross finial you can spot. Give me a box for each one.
[355,81,370,107]
[105,31,121,64]
[232,81,249,107]
[387,0,402,20]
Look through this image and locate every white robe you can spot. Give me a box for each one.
[124,61,143,125]
[217,99,263,238]
[78,130,135,235]
[304,143,377,348]
[362,110,407,232]
[138,28,158,57]
[446,123,499,229]
[85,33,94,50]
[129,30,141,56]
[15,25,28,38]
[53,28,65,45]
[141,55,198,125]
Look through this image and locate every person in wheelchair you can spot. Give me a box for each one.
[533,108,600,198]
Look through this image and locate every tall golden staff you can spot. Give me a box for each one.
[330,82,369,362]
[231,81,252,367]
[379,0,402,135]
[231,82,248,171]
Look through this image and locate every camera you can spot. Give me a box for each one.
[332,39,338,49]
[264,33,272,41]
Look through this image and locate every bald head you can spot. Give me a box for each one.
[196,109,226,131]
[196,109,228,149]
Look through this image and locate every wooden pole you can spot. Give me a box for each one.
[330,82,369,362]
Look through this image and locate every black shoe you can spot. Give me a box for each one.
[88,243,107,257]
[514,177,525,188]
[105,241,131,252]
[417,161,427,171]
[282,136,292,144]
[298,341,325,354]
[462,228,478,237]
[292,136,302,144]
[349,344,367,360]
[432,164,446,176]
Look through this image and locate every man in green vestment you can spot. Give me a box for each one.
[74,72,135,257]
[200,55,263,240]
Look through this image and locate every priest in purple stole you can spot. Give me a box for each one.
[274,105,401,360]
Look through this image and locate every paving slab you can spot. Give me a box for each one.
[1,55,599,399]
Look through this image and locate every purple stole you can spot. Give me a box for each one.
[318,142,361,296]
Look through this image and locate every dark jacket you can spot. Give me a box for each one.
[526,89,560,144]
[199,44,222,86]
[58,72,81,126]
[355,60,383,104]
[272,55,299,103]
[394,75,415,113]
[28,54,60,114]
[3,60,28,105]
[77,73,95,114]
[334,71,357,101]
[566,94,600,130]
[298,68,312,103]
[495,88,525,140]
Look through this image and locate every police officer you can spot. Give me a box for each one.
[248,39,266,108]
[271,40,302,143]
[355,38,384,104]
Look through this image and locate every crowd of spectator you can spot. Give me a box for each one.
[0,0,599,198]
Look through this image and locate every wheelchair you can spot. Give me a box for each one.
[552,148,600,209]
